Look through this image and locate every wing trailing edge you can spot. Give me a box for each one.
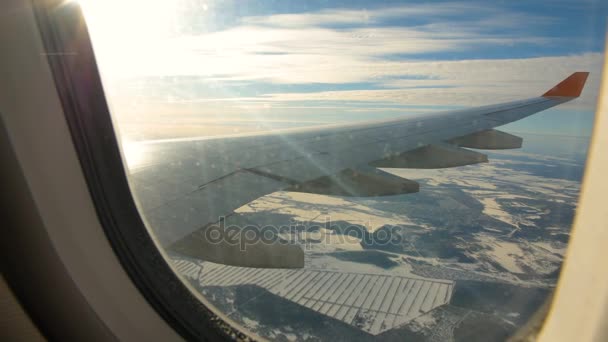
[171,224,305,268]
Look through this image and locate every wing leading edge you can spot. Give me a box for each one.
[128,72,589,268]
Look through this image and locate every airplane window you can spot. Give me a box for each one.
[77,0,605,340]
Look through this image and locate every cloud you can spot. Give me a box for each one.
[240,3,556,29]
[260,53,604,108]
[96,3,560,79]
[89,2,603,118]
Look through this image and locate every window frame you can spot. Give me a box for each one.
[31,1,249,340]
[24,1,608,341]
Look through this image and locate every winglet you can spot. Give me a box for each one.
[542,72,589,98]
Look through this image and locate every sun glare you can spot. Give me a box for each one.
[76,0,182,78]
[121,139,154,171]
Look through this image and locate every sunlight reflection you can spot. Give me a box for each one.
[122,140,149,171]
[77,0,183,79]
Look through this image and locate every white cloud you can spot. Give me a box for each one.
[261,53,604,108]
[241,3,555,29]
[87,2,603,116]
[93,3,560,80]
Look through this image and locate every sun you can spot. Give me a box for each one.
[74,0,183,79]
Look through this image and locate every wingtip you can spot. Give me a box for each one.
[542,72,590,98]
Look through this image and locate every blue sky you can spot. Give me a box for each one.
[84,0,607,137]
[188,0,607,57]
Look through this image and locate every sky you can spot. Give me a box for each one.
[81,0,607,138]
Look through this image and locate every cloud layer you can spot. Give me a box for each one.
[85,1,604,122]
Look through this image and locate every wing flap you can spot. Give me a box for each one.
[369,143,488,169]
[448,129,523,150]
[170,223,305,268]
[142,170,306,268]
[141,171,288,238]
[287,166,419,197]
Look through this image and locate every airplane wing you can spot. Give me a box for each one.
[126,72,589,268]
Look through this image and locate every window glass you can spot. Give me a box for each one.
[80,0,605,340]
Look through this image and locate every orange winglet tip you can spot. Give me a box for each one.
[542,72,589,98]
